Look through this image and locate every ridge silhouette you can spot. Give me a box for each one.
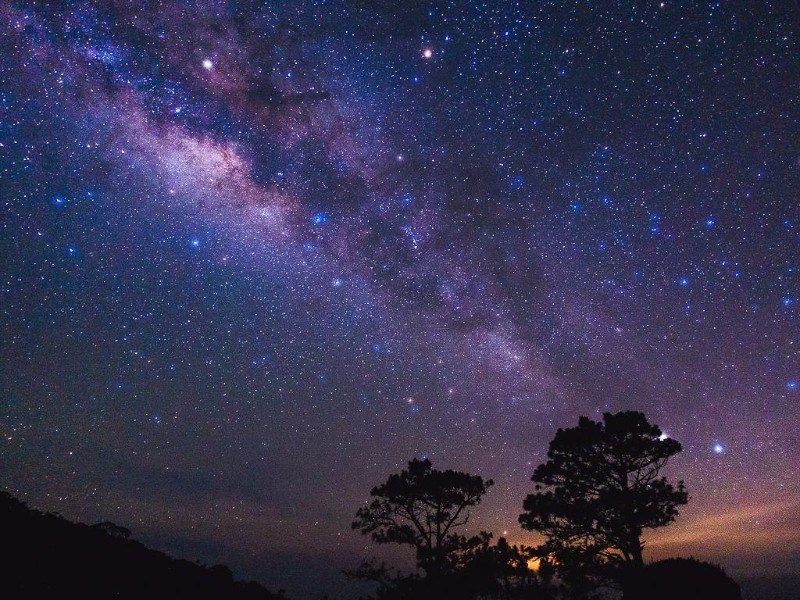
[0,491,284,599]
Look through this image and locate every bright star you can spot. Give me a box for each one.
[190,238,201,248]
[422,48,433,59]
[713,443,725,454]
[202,59,213,70]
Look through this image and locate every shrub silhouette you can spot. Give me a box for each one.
[623,557,742,600]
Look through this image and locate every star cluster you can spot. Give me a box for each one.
[1,2,798,597]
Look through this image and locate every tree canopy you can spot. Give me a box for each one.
[519,411,688,578]
[352,458,494,579]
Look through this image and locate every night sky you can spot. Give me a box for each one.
[1,1,799,597]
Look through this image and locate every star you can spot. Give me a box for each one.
[4,3,799,596]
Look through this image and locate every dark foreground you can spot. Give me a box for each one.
[0,491,283,599]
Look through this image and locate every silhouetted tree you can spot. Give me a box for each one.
[92,521,132,539]
[519,411,687,587]
[352,458,493,582]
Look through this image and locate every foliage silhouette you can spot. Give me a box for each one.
[352,458,494,580]
[519,411,688,589]
[351,459,559,599]
[623,557,741,600]
[0,491,283,599]
[345,538,555,600]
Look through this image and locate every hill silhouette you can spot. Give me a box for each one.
[0,491,283,599]
[624,557,741,600]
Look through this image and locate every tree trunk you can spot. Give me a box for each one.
[630,538,644,568]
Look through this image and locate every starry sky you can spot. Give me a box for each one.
[1,1,799,598]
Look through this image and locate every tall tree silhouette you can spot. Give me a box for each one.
[519,411,687,579]
[352,458,493,580]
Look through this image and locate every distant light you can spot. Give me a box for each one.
[713,443,725,454]
[679,278,689,287]
[788,380,798,391]
[312,212,329,225]
[52,196,65,206]
[422,48,433,59]
[190,238,201,248]
[202,59,213,70]
[658,433,669,441]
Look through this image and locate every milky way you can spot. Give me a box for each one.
[1,2,799,597]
